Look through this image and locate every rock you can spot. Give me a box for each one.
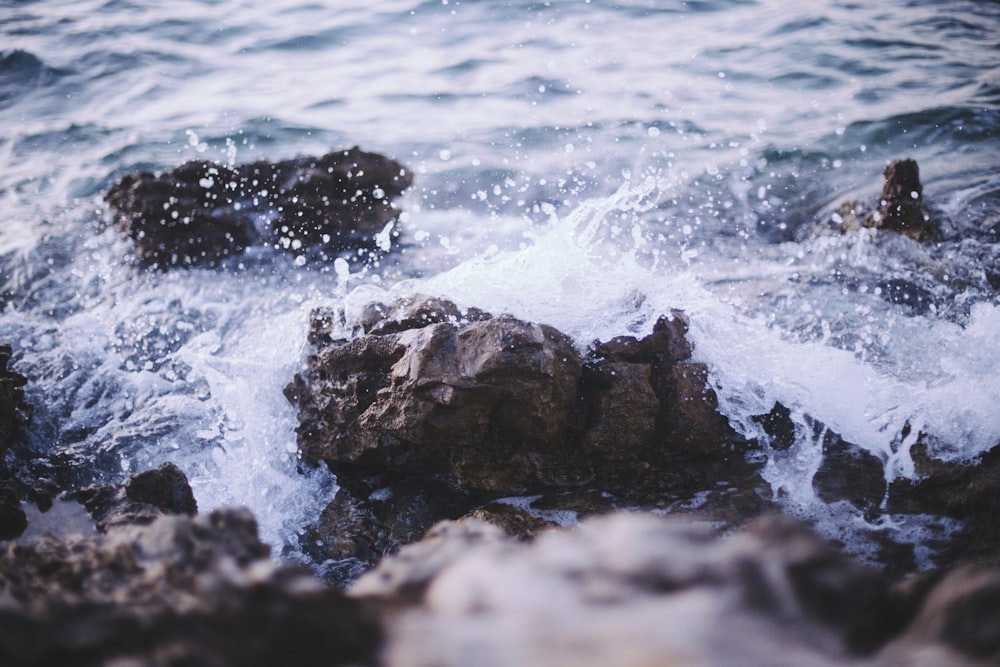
[0,508,380,666]
[287,309,587,492]
[0,344,30,541]
[833,158,937,241]
[72,462,198,532]
[881,565,1000,665]
[871,159,934,240]
[886,441,1000,570]
[351,512,932,667]
[105,147,413,267]
[811,429,886,518]
[306,474,476,585]
[583,312,732,463]
[287,299,740,494]
[104,160,256,267]
[462,503,559,540]
[287,297,769,579]
[0,343,30,460]
[0,478,26,541]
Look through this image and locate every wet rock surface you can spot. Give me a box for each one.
[0,344,30,541]
[887,441,1000,571]
[287,296,771,577]
[288,296,744,493]
[352,512,1000,667]
[832,158,937,241]
[0,343,29,461]
[71,461,199,532]
[105,147,412,267]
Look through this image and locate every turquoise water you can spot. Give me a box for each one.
[1,0,999,565]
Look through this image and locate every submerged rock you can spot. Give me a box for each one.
[351,511,997,667]
[833,158,937,241]
[105,147,412,267]
[0,508,380,667]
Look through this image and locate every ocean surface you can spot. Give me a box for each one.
[2,0,999,568]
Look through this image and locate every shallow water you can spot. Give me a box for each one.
[1,0,999,566]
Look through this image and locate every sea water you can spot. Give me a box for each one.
[1,0,999,566]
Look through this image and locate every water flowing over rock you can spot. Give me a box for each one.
[105,147,413,267]
[0,507,380,666]
[352,512,1000,667]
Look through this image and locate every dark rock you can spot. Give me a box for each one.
[881,565,1000,664]
[288,297,765,577]
[72,462,198,532]
[0,478,26,541]
[288,300,739,495]
[886,441,1000,570]
[0,508,380,666]
[0,343,30,460]
[288,311,587,492]
[462,502,559,540]
[870,159,935,240]
[0,344,30,541]
[583,312,732,463]
[105,161,256,267]
[307,474,475,579]
[751,401,796,451]
[105,147,413,267]
[833,158,937,241]
[351,512,932,667]
[812,429,886,518]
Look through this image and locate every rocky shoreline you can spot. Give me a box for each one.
[2,154,999,665]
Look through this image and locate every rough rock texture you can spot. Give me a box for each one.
[834,158,937,241]
[352,512,1000,667]
[0,344,30,541]
[287,297,769,581]
[0,508,380,667]
[287,297,737,494]
[105,147,413,267]
[72,462,199,532]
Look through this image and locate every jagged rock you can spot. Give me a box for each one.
[287,309,588,492]
[833,158,937,241]
[352,512,955,667]
[288,297,766,578]
[105,147,413,267]
[287,298,739,495]
[0,508,379,666]
[72,462,198,532]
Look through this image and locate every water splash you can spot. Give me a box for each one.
[358,172,1000,560]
